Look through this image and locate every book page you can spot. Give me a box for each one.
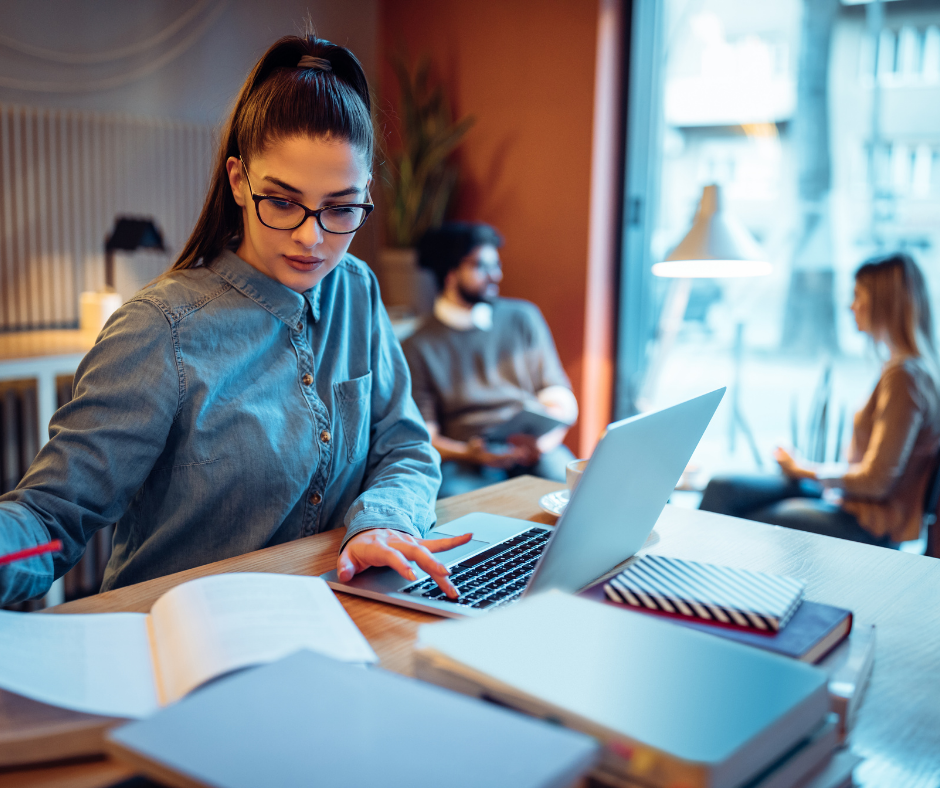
[148,573,377,705]
[0,610,158,718]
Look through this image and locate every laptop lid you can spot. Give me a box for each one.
[526,387,724,596]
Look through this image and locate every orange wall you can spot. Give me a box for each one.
[378,0,617,455]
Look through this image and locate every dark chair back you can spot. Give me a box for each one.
[923,450,940,558]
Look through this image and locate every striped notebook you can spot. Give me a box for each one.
[602,555,804,632]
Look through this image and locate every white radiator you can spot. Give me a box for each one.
[0,376,113,608]
[0,104,214,331]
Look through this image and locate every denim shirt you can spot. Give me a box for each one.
[0,250,441,604]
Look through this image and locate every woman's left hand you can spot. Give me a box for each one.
[774,446,816,480]
[336,529,473,599]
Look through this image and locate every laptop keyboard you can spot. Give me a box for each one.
[402,527,552,610]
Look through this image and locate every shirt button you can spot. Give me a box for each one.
[320,430,331,443]
[309,492,322,505]
[296,321,303,332]
[302,373,313,386]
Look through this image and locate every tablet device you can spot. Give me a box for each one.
[484,403,571,442]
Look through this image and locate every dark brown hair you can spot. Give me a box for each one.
[418,222,504,288]
[169,35,373,272]
[855,252,936,361]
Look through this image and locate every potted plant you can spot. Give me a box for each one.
[379,54,474,316]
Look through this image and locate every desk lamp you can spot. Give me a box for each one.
[104,217,166,291]
[80,217,166,334]
[648,183,771,468]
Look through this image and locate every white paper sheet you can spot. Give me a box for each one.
[0,610,159,718]
[149,573,377,705]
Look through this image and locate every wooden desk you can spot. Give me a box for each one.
[5,476,940,787]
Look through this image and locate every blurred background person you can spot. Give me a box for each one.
[403,222,578,498]
[700,252,940,547]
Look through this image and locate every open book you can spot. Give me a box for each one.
[0,573,376,722]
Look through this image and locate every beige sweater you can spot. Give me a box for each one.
[841,357,940,542]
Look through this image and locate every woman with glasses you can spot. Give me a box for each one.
[700,252,940,547]
[0,35,469,606]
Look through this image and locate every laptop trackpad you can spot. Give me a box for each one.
[421,538,489,573]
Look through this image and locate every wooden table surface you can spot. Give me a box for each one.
[4,475,940,787]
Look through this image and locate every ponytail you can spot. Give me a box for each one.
[169,35,374,272]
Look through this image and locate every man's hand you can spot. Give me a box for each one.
[427,421,524,468]
[465,437,524,468]
[507,433,541,466]
[337,529,473,599]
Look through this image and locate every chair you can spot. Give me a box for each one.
[894,450,940,556]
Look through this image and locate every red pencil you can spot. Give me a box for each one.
[0,540,62,567]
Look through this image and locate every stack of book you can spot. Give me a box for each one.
[581,555,875,743]
[415,590,865,788]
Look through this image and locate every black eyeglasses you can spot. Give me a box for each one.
[240,159,373,234]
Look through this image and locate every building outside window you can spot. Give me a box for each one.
[634,0,940,488]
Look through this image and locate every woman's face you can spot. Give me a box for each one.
[850,282,873,335]
[227,135,371,293]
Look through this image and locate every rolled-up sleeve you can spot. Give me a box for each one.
[0,300,179,604]
[841,366,922,500]
[341,276,441,549]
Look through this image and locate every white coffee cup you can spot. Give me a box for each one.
[565,459,589,493]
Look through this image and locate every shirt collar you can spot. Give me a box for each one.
[433,296,493,331]
[210,250,322,327]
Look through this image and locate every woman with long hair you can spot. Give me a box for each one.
[700,252,940,546]
[0,34,469,605]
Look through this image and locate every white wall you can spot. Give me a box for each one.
[0,0,379,125]
[0,0,381,325]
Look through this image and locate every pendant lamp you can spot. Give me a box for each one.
[652,184,771,278]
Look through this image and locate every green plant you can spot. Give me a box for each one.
[382,54,475,248]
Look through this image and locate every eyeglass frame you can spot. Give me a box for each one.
[239,158,374,234]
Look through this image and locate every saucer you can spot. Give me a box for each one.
[538,489,570,517]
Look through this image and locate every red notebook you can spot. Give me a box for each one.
[580,584,852,664]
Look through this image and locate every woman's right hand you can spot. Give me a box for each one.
[774,446,816,480]
[337,529,473,599]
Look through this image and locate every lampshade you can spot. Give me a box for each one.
[103,216,165,290]
[652,184,771,278]
[105,217,165,253]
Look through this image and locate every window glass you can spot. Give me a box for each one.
[647,0,940,484]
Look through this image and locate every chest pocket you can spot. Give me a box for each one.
[334,372,372,462]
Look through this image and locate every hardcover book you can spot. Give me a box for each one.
[415,591,831,788]
[106,650,600,788]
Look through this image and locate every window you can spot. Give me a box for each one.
[620,0,940,481]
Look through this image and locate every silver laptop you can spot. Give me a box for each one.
[322,388,724,618]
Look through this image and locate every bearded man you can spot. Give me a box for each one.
[402,222,578,497]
